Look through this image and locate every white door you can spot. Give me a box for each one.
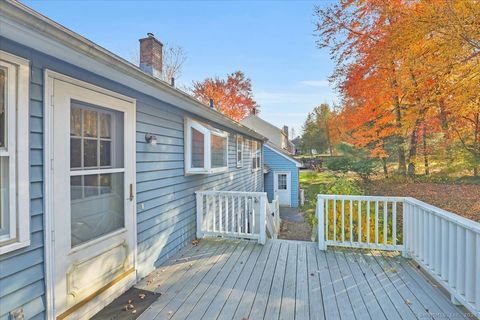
[51,78,136,319]
[274,171,291,206]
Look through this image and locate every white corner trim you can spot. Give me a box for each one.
[264,144,302,167]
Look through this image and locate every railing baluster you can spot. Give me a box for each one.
[349,199,353,243]
[456,226,465,295]
[465,229,475,302]
[475,234,480,311]
[325,199,329,241]
[252,196,256,233]
[448,221,457,288]
[441,218,448,280]
[366,201,370,244]
[333,198,337,242]
[358,200,362,243]
[383,200,388,246]
[393,201,397,247]
[429,212,434,267]
[213,195,217,232]
[341,199,345,242]
[435,215,441,274]
[225,195,229,233]
[244,195,248,233]
[375,201,379,245]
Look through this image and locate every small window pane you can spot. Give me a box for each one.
[70,138,82,168]
[70,176,83,200]
[191,128,204,168]
[278,174,287,190]
[211,134,227,168]
[84,174,99,198]
[0,157,9,237]
[84,139,98,167]
[99,174,112,194]
[100,113,111,139]
[0,69,5,148]
[100,141,111,166]
[70,107,82,137]
[83,110,98,138]
[71,172,124,247]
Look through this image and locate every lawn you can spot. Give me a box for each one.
[300,170,480,227]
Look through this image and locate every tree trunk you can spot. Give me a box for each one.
[382,158,389,178]
[407,125,418,176]
[438,99,453,167]
[422,126,429,175]
[393,95,407,174]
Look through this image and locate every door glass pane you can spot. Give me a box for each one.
[278,174,287,190]
[0,157,9,237]
[83,109,98,138]
[70,138,82,168]
[83,139,98,167]
[100,113,111,139]
[191,128,204,168]
[100,141,111,166]
[70,176,82,200]
[211,134,227,168]
[0,69,5,148]
[71,172,124,247]
[70,107,82,137]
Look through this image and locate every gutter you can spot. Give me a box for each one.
[0,0,266,141]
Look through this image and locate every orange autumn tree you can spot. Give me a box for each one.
[315,0,480,176]
[192,71,258,121]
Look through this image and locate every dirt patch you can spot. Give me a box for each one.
[364,181,480,222]
[278,219,313,241]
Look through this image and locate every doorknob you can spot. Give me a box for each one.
[128,184,135,201]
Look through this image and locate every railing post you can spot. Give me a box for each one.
[317,195,326,250]
[196,192,204,239]
[259,194,267,245]
[402,199,409,257]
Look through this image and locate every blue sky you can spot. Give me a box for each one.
[23,0,339,137]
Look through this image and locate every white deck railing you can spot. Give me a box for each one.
[266,196,281,239]
[316,194,480,318]
[196,191,280,244]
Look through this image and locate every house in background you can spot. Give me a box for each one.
[0,1,267,319]
[241,114,301,207]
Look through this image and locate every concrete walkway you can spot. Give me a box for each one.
[279,207,304,222]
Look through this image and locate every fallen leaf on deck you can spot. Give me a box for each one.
[405,299,412,305]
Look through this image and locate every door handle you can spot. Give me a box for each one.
[128,183,135,201]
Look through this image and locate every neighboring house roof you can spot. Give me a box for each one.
[0,0,266,141]
[241,114,288,140]
[264,143,302,167]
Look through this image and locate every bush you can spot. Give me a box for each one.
[326,157,352,172]
[326,156,379,182]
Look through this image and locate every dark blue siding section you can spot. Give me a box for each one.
[0,37,263,318]
[264,146,299,208]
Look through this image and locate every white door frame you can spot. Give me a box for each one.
[273,171,291,207]
[43,70,137,319]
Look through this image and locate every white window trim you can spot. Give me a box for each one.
[236,135,243,168]
[0,51,30,255]
[184,117,229,174]
[251,140,262,172]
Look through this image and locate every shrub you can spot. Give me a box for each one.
[326,157,352,172]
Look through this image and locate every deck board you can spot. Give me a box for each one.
[134,239,467,320]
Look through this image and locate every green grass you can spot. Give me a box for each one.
[300,170,342,226]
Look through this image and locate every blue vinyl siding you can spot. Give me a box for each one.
[0,37,263,318]
[0,43,46,319]
[264,146,299,208]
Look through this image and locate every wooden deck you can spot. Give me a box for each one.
[136,239,468,320]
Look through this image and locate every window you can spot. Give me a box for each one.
[251,141,261,171]
[69,101,125,247]
[0,51,30,254]
[236,135,243,168]
[278,174,287,190]
[184,118,228,174]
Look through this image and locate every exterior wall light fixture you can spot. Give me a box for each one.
[145,133,157,145]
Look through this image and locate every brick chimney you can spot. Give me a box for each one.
[139,33,163,78]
